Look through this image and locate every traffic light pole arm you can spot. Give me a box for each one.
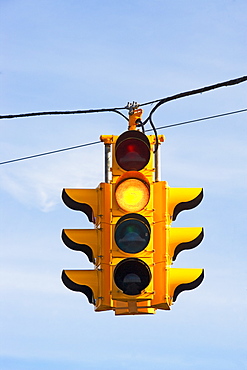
[100,135,114,184]
[155,144,160,181]
[104,143,111,183]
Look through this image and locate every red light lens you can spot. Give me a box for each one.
[116,131,150,171]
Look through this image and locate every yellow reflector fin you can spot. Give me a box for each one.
[169,188,203,221]
[169,268,204,302]
[62,188,98,223]
[62,270,99,304]
[169,227,204,261]
[62,229,99,263]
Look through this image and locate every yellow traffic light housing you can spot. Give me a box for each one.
[61,108,205,315]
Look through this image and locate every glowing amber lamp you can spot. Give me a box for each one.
[115,172,150,212]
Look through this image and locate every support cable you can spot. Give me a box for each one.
[0,108,246,166]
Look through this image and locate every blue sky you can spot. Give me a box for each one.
[0,1,247,369]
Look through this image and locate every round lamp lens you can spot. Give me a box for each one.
[114,258,151,296]
[115,178,149,212]
[116,138,150,171]
[115,218,150,253]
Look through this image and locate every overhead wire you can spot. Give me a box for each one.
[139,75,247,151]
[0,107,246,166]
[0,75,246,164]
[145,108,247,131]
[139,75,247,108]
[0,76,246,122]
[0,140,101,165]
[0,107,129,120]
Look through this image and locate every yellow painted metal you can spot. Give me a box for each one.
[114,300,156,315]
[63,229,98,245]
[153,181,203,223]
[62,228,99,264]
[95,263,113,312]
[62,269,99,309]
[153,181,170,224]
[128,109,143,130]
[62,183,112,226]
[168,187,203,220]
[151,264,204,309]
[151,261,170,310]
[97,182,112,225]
[62,182,114,312]
[62,188,98,223]
[169,227,203,262]
[150,180,204,310]
[62,269,98,296]
[62,223,116,268]
[62,269,113,311]
[168,268,204,305]
[100,134,115,145]
[152,224,204,265]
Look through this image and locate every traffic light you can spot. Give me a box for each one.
[61,108,205,315]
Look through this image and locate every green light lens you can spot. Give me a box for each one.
[115,215,150,254]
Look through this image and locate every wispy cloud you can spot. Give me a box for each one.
[0,146,103,211]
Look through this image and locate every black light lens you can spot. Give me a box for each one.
[115,131,150,171]
[115,213,150,254]
[114,258,151,296]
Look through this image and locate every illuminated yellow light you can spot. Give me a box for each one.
[116,178,150,212]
